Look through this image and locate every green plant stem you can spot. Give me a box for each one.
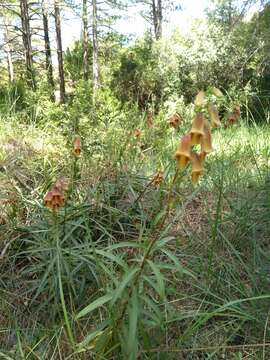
[53,211,75,348]
[117,169,179,323]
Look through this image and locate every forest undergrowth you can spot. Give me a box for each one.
[0,95,270,360]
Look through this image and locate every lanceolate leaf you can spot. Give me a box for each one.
[76,293,113,319]
[147,259,165,300]
[126,289,139,360]
[111,267,139,306]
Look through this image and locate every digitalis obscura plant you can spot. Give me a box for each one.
[175,87,224,184]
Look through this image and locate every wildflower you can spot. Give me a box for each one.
[44,187,65,211]
[208,103,221,128]
[190,112,205,145]
[73,136,81,155]
[227,113,236,126]
[201,125,213,154]
[153,171,164,186]
[190,152,203,185]
[168,112,181,129]
[134,129,141,139]
[194,90,205,107]
[227,106,240,126]
[51,187,65,209]
[175,134,191,168]
[44,191,53,209]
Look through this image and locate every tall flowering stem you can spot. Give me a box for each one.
[117,169,179,323]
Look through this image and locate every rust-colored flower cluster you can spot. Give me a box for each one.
[73,136,81,155]
[175,90,219,185]
[152,170,164,186]
[227,105,241,126]
[44,178,68,211]
[168,112,182,129]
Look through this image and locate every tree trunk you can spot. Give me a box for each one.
[92,0,99,98]
[82,0,89,80]
[156,0,162,39]
[20,0,36,89]
[152,0,162,40]
[152,0,157,39]
[3,21,14,83]
[54,0,65,104]
[42,0,55,101]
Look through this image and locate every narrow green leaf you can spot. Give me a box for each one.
[111,267,139,306]
[161,248,196,278]
[76,293,113,319]
[147,259,165,299]
[0,352,14,360]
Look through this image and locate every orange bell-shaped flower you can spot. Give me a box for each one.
[190,112,205,145]
[194,90,205,107]
[175,134,192,168]
[201,125,213,154]
[73,136,81,155]
[208,103,221,128]
[51,187,65,209]
[190,152,203,185]
[44,191,53,209]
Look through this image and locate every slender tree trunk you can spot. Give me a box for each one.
[228,0,233,29]
[3,21,14,83]
[152,0,158,39]
[42,0,55,101]
[82,0,89,80]
[54,0,65,103]
[92,0,99,98]
[156,0,162,39]
[20,0,36,89]
[152,0,162,40]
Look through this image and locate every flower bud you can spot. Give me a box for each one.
[208,103,221,128]
[212,87,223,97]
[54,177,69,192]
[194,90,205,107]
